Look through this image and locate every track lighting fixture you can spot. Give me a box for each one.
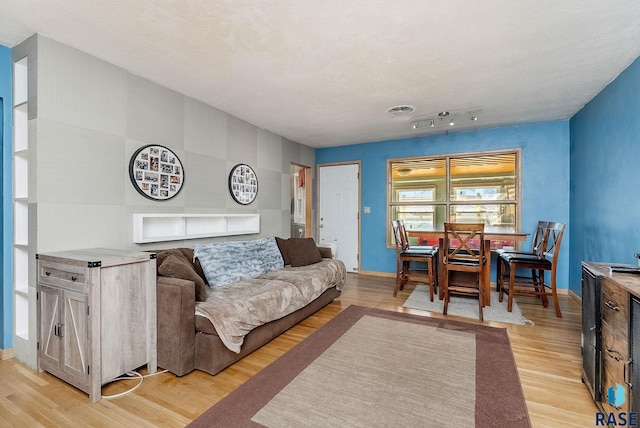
[410,110,481,131]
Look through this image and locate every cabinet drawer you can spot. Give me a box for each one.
[602,323,628,382]
[602,280,628,336]
[38,262,88,291]
[601,365,629,413]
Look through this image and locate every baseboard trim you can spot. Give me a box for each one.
[357,270,395,278]
[568,289,581,302]
[1,348,14,360]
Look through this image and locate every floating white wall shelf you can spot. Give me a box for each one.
[133,213,261,243]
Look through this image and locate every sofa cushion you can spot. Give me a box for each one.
[277,237,331,264]
[286,237,323,267]
[275,237,291,265]
[194,237,284,287]
[154,248,208,282]
[158,253,209,302]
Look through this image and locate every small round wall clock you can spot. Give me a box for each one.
[228,163,258,205]
[129,144,184,201]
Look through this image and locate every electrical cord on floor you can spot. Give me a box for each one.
[101,369,168,400]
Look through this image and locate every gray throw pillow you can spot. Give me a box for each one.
[194,237,284,287]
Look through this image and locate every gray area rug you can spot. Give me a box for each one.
[188,305,531,428]
[253,315,476,427]
[403,284,529,325]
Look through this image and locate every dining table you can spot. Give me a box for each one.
[411,228,529,306]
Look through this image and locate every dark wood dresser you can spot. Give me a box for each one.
[582,261,640,416]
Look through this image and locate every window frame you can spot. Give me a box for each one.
[387,148,522,247]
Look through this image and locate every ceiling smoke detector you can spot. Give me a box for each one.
[387,105,415,117]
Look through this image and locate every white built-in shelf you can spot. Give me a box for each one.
[14,202,29,245]
[14,103,28,151]
[133,213,261,243]
[14,292,29,340]
[14,57,28,106]
[13,55,31,348]
[14,155,29,198]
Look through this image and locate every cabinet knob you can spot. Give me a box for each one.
[45,271,51,276]
[71,276,77,282]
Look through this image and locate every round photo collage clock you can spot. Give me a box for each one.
[228,163,258,205]
[129,144,184,201]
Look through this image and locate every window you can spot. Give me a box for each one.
[388,150,520,247]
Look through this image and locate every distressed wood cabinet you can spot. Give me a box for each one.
[36,248,157,403]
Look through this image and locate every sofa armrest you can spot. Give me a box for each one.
[157,276,196,376]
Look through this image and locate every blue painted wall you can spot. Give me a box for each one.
[316,121,571,288]
[0,44,11,349]
[569,56,640,294]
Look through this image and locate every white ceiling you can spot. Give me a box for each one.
[1,1,639,148]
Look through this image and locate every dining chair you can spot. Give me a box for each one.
[391,220,438,300]
[499,222,566,317]
[398,219,438,251]
[496,220,549,292]
[442,222,487,321]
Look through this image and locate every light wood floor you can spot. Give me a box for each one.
[0,273,597,427]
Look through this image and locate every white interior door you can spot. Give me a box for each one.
[318,164,359,272]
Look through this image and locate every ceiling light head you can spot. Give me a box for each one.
[449,118,455,126]
[387,105,415,117]
[430,120,435,127]
[438,111,450,118]
[412,123,419,130]
[470,116,478,121]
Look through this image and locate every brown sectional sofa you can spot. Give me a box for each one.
[154,239,345,376]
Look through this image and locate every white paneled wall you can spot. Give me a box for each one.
[9,33,314,366]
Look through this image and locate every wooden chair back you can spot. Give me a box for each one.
[397,219,410,250]
[443,222,485,266]
[391,220,405,253]
[542,222,566,267]
[530,220,550,255]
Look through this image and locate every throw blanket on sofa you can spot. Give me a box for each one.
[195,259,346,353]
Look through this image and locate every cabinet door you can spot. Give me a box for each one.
[582,266,602,401]
[39,285,62,369]
[61,289,89,385]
